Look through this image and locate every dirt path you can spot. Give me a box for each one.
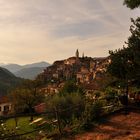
[70,111,140,140]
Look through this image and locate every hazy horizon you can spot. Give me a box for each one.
[0,0,139,65]
[0,61,50,66]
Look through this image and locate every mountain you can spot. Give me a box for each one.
[1,61,50,73]
[0,67,22,96]
[0,63,5,66]
[2,64,22,73]
[1,61,50,79]
[23,61,50,69]
[14,67,45,80]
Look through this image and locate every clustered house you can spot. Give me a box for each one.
[37,50,111,96]
[0,96,12,116]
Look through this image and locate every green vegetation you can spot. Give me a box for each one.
[10,80,45,121]
[44,81,122,136]
[108,0,140,91]
[46,92,85,125]
[6,117,37,133]
[59,81,84,95]
[0,116,39,140]
[124,0,140,9]
[108,17,140,95]
[45,82,85,134]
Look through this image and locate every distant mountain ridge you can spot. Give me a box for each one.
[23,61,49,68]
[14,67,45,80]
[2,64,22,73]
[1,61,50,73]
[1,61,50,80]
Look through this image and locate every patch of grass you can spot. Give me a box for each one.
[4,116,39,137]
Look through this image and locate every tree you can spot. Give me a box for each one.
[127,18,140,84]
[82,100,103,130]
[108,17,140,92]
[59,81,84,96]
[123,0,140,9]
[10,80,44,121]
[46,92,85,125]
[108,48,131,90]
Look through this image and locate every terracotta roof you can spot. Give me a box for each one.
[67,56,76,59]
[84,82,100,90]
[0,96,10,104]
[53,60,64,65]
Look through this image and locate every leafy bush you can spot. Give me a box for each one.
[81,100,103,130]
[46,92,85,126]
[59,81,84,96]
[105,87,118,102]
[92,101,103,120]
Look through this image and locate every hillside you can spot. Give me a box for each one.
[14,67,45,80]
[36,54,111,95]
[71,111,140,140]
[0,67,22,96]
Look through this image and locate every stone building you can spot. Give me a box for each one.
[0,96,12,116]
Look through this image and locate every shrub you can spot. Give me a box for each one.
[81,100,103,130]
[46,92,85,126]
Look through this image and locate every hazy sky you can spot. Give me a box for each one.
[0,0,139,64]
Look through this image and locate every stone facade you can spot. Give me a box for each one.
[0,96,12,116]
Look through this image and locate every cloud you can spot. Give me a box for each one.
[0,0,139,64]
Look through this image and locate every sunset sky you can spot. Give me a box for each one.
[0,0,139,65]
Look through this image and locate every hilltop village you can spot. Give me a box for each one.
[0,50,111,117]
[37,50,110,95]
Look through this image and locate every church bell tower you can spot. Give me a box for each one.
[76,49,79,58]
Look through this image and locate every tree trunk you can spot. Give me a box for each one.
[15,116,18,127]
[29,106,34,122]
[124,81,129,115]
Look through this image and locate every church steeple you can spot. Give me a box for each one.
[82,52,84,58]
[76,49,79,58]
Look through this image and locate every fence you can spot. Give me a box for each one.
[0,97,127,140]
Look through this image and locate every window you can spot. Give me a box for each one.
[4,105,9,112]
